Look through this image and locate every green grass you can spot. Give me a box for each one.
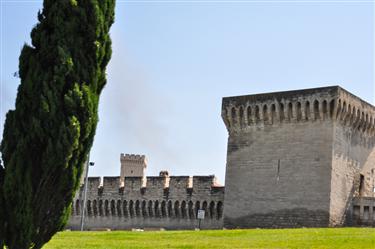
[43,228,375,249]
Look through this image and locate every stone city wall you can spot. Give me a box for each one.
[68,86,375,230]
[67,175,224,230]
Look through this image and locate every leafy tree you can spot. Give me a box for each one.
[0,1,115,248]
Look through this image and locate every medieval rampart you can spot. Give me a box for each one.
[68,175,224,230]
[67,86,375,230]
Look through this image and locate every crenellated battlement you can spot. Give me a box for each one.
[222,86,375,137]
[71,174,224,229]
[82,175,221,196]
[120,153,147,164]
[67,86,375,231]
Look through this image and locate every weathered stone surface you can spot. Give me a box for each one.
[68,173,224,230]
[222,86,375,228]
[225,208,330,228]
[120,154,147,181]
[350,197,375,226]
[68,86,375,230]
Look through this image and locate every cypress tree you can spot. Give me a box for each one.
[0,1,115,248]
[0,163,4,249]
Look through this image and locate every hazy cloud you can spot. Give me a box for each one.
[90,40,182,176]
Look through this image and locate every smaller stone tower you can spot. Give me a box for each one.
[120,153,147,181]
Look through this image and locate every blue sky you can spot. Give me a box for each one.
[1,1,374,183]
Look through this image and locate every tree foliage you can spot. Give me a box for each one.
[0,1,115,248]
[0,163,4,249]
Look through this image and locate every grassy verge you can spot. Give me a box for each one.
[43,228,375,249]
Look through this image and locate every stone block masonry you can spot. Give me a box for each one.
[120,154,147,186]
[351,197,375,226]
[68,174,224,230]
[67,85,375,230]
[222,86,375,228]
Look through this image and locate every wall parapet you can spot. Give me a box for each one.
[221,86,375,137]
[71,175,224,226]
[84,175,221,193]
[120,153,147,164]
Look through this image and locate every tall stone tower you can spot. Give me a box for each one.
[221,86,375,228]
[120,153,147,180]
